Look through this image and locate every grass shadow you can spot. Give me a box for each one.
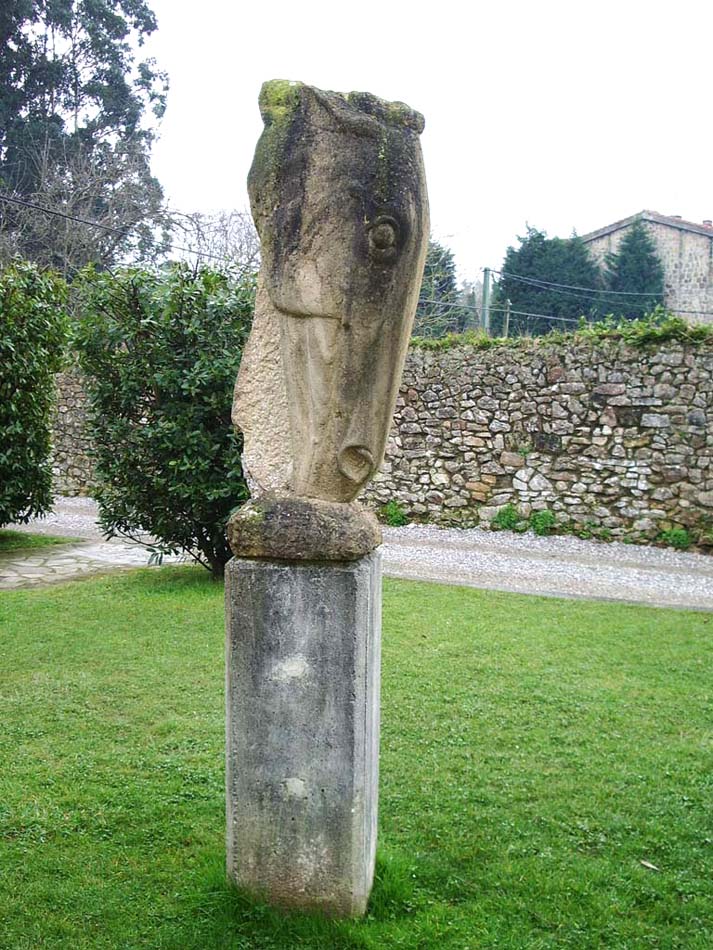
[165,849,421,950]
[0,528,78,554]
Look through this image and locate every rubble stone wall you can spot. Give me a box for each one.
[51,369,93,495]
[54,341,713,542]
[362,338,713,539]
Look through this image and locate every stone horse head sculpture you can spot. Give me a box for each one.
[233,80,429,510]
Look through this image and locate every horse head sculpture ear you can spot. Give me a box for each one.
[235,81,429,503]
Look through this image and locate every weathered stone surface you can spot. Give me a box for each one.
[50,369,93,495]
[642,413,671,428]
[231,277,292,495]
[532,431,562,454]
[529,473,553,492]
[362,338,713,538]
[234,80,429,502]
[227,496,381,561]
[225,552,381,916]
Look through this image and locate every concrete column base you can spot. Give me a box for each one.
[225,550,381,917]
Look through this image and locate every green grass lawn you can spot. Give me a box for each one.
[0,568,711,949]
[0,529,75,554]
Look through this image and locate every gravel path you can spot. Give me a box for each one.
[382,524,713,611]
[8,495,109,542]
[4,496,712,610]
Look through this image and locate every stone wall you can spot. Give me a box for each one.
[53,341,713,542]
[51,369,93,495]
[361,338,713,540]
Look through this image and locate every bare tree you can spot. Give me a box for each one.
[0,136,169,276]
[167,209,260,277]
[460,277,483,328]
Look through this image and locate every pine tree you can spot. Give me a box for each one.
[414,239,469,337]
[604,220,665,319]
[495,227,602,335]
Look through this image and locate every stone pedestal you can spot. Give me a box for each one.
[225,550,381,917]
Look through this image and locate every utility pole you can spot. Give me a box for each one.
[481,267,491,336]
[504,298,511,338]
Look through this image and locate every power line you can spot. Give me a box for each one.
[417,297,583,325]
[492,268,664,297]
[2,198,574,327]
[489,266,713,317]
[0,192,237,264]
[4,193,712,319]
[0,198,595,328]
[418,296,473,309]
[492,271,628,308]
[0,192,130,235]
[492,307,581,324]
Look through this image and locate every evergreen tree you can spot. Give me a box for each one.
[604,219,665,319]
[0,0,168,273]
[494,227,602,336]
[414,239,469,337]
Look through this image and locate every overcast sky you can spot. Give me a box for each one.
[145,0,713,283]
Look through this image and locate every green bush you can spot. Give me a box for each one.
[491,503,520,531]
[659,527,691,550]
[379,499,409,527]
[529,509,557,536]
[0,261,68,526]
[73,264,254,577]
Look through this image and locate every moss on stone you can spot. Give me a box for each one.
[344,90,424,132]
[410,313,713,352]
[241,504,265,523]
[258,80,302,125]
[249,81,305,246]
[384,99,422,128]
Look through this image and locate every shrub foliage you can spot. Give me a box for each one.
[0,261,68,526]
[411,308,713,351]
[74,264,254,577]
[379,499,410,527]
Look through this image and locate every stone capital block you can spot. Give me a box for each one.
[225,551,382,916]
[227,496,382,561]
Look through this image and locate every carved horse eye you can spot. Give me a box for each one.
[370,222,396,249]
[367,215,399,262]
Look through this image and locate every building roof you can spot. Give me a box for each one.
[581,210,713,243]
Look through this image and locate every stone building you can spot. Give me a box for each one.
[581,211,713,324]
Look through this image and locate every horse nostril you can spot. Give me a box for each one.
[338,445,375,484]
